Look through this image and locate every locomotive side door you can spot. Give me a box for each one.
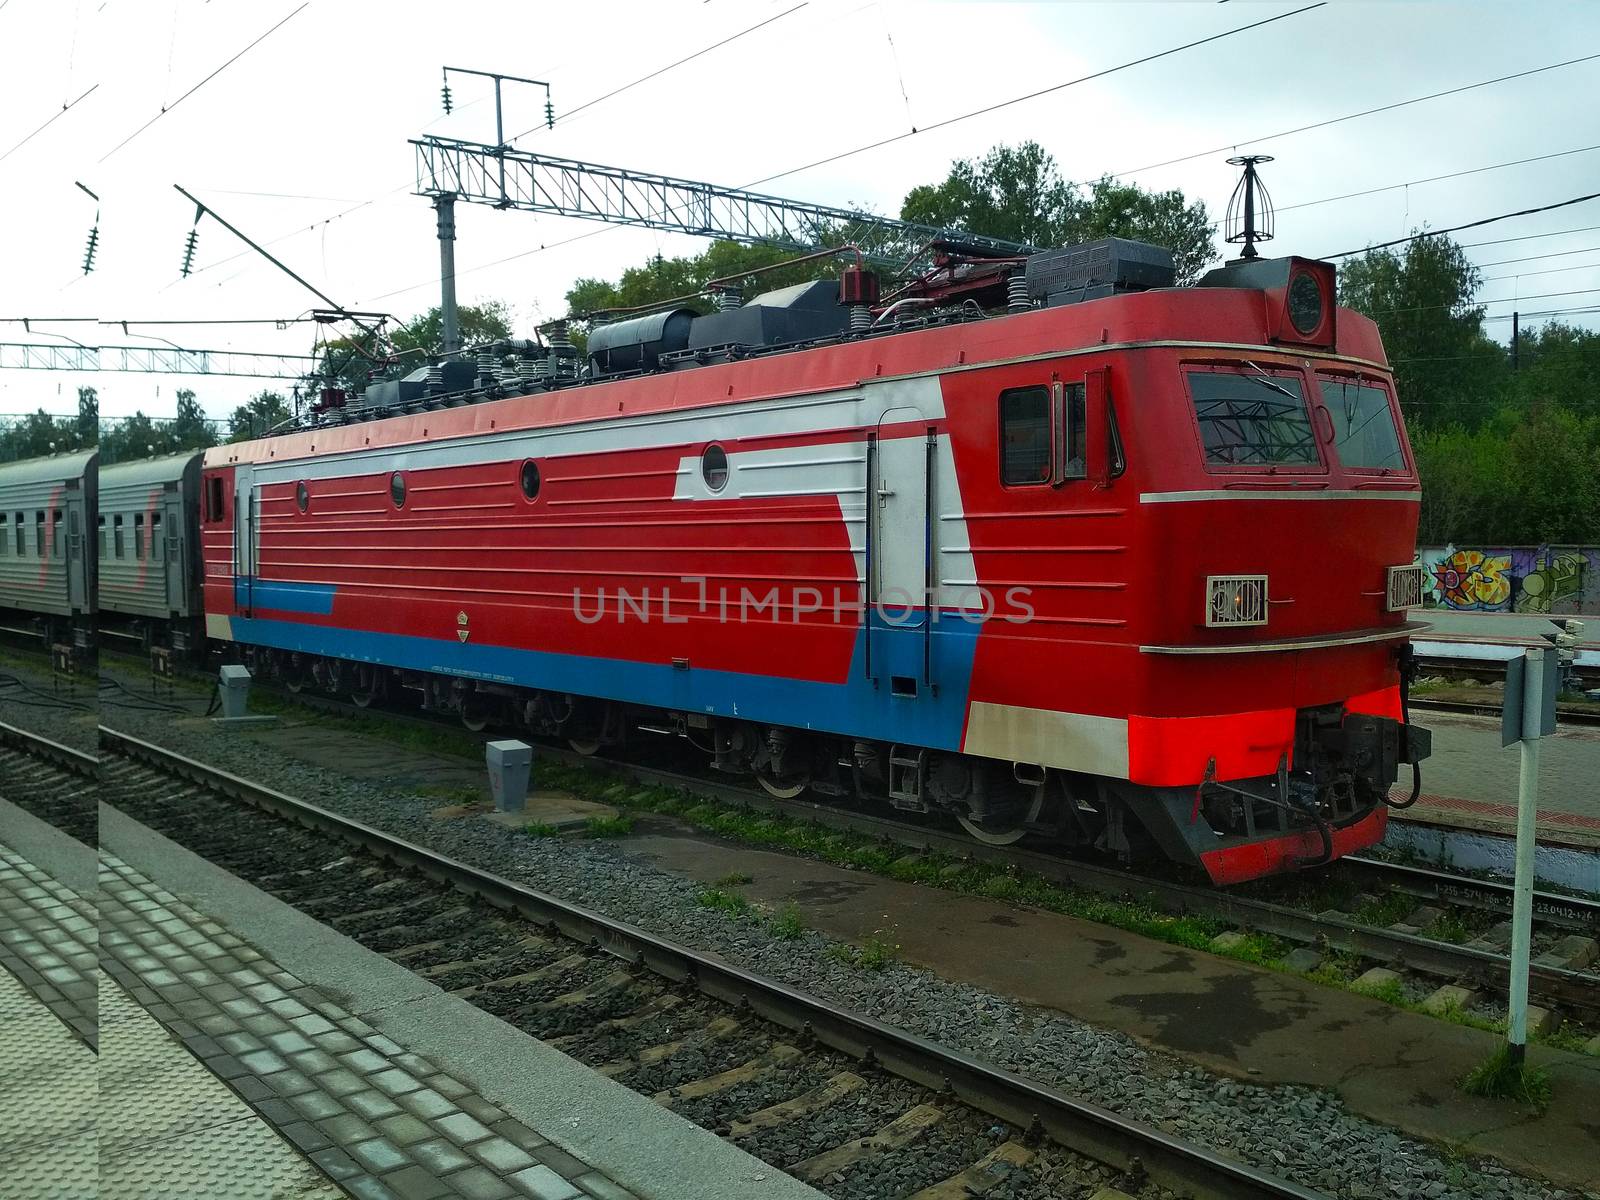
[869,408,934,685]
[233,465,256,616]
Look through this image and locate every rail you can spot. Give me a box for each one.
[98,723,1321,1200]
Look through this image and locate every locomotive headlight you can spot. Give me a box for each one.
[1207,575,1268,627]
[1287,271,1323,335]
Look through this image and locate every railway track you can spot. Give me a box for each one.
[91,657,1600,1027]
[0,719,98,844]
[84,724,1325,1200]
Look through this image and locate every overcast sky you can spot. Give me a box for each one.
[3,0,1598,423]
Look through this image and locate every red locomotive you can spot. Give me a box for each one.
[171,233,1432,885]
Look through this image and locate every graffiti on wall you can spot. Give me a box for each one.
[1418,544,1597,614]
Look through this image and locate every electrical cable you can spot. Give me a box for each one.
[1482,260,1600,282]
[0,84,98,165]
[98,2,310,163]
[362,3,1329,307]
[1459,223,1600,250]
[184,5,811,286]
[1474,244,1600,268]
[1275,143,1600,220]
[1114,52,1600,177]
[1321,191,1600,259]
[740,2,1328,190]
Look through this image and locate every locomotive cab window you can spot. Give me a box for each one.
[1187,368,1318,468]
[702,445,729,492]
[1318,377,1405,471]
[1000,386,1051,485]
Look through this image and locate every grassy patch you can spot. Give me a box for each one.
[583,814,635,838]
[715,870,754,887]
[769,903,806,940]
[696,887,750,914]
[1461,1045,1552,1110]
[522,822,560,838]
[1424,911,1474,944]
[827,933,900,971]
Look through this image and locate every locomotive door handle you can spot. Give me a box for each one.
[877,484,895,505]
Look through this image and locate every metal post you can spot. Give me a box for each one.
[1512,311,1520,371]
[434,194,460,358]
[1506,646,1543,1065]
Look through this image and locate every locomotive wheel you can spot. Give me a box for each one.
[351,686,378,709]
[956,811,1029,846]
[754,765,810,800]
[568,737,601,756]
[461,704,491,733]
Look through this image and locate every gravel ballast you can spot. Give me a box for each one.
[82,664,1594,1200]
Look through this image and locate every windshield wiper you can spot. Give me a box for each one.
[1241,361,1299,401]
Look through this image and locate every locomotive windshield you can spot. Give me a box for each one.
[1318,378,1405,470]
[1187,369,1318,467]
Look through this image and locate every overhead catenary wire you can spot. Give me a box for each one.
[1322,191,1600,259]
[98,2,310,163]
[1481,260,1600,282]
[180,5,812,286]
[739,1,1329,190]
[0,84,98,165]
[1113,52,1600,178]
[362,3,1329,306]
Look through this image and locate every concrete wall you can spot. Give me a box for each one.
[1418,544,1597,614]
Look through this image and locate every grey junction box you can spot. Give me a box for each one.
[217,665,252,719]
[486,740,533,813]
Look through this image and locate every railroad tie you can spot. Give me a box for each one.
[727,1070,865,1138]
[653,1043,803,1108]
[547,993,683,1051]
[597,1015,741,1078]
[789,1103,946,1182]
[537,966,636,1011]
[449,951,589,998]
[906,1140,1034,1199]
[416,934,554,978]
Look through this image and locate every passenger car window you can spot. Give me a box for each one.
[52,511,62,560]
[1188,369,1318,467]
[206,476,225,522]
[33,511,43,558]
[134,513,145,560]
[152,513,163,561]
[97,516,106,558]
[1000,386,1051,485]
[1319,378,1405,470]
[114,514,124,558]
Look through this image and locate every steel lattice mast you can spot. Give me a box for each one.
[411,136,1035,268]
[0,343,322,380]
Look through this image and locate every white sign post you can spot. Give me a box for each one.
[1505,646,1544,1066]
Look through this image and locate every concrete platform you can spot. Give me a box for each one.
[620,821,1600,1193]
[92,798,824,1200]
[1391,709,1600,850]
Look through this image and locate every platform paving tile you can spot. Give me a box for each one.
[0,840,97,1048]
[95,850,647,1199]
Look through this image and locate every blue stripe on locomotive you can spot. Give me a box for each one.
[227,609,981,751]
[235,577,337,615]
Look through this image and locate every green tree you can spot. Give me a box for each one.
[389,301,515,357]
[567,242,829,321]
[0,409,81,461]
[227,391,293,443]
[170,389,218,452]
[99,412,170,465]
[1338,234,1504,430]
[900,142,1218,282]
[76,387,98,446]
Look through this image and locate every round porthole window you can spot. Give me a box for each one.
[389,472,406,508]
[702,444,729,492]
[1287,271,1323,335]
[296,481,309,513]
[520,459,541,501]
